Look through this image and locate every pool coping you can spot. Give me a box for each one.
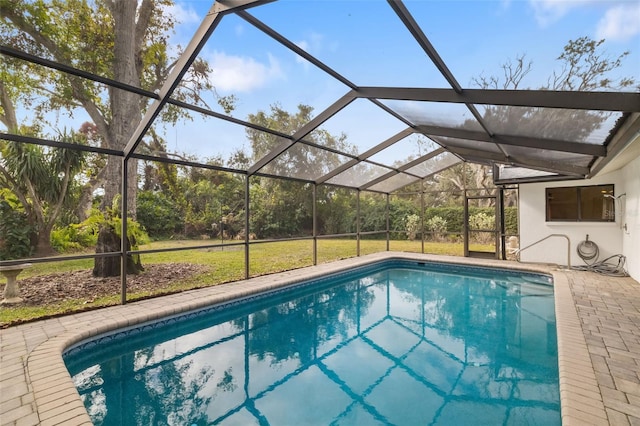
[1,252,602,425]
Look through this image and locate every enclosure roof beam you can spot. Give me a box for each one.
[247,91,357,176]
[0,133,124,157]
[358,155,434,191]
[123,0,272,159]
[0,45,160,100]
[355,87,640,112]
[385,0,506,160]
[356,147,454,191]
[359,171,404,191]
[237,10,358,90]
[415,125,607,156]
[387,0,462,93]
[589,113,640,177]
[397,147,449,171]
[450,146,590,177]
[167,98,295,143]
[392,161,462,193]
[361,128,418,159]
[315,127,418,184]
[314,159,360,185]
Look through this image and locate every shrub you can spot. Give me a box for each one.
[425,216,448,241]
[469,212,496,244]
[50,209,149,253]
[423,206,518,235]
[405,214,420,240]
[0,196,33,260]
[390,198,420,232]
[137,190,183,238]
[504,207,518,235]
[50,224,97,252]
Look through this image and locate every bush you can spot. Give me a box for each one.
[423,206,518,235]
[405,214,420,240]
[425,216,448,241]
[504,207,518,235]
[50,209,149,253]
[137,191,184,238]
[0,196,33,260]
[390,198,420,232]
[469,212,495,244]
[50,224,98,252]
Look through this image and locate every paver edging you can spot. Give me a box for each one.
[553,270,608,425]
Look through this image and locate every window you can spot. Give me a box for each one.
[546,184,615,222]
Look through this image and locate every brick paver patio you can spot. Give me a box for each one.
[566,270,640,425]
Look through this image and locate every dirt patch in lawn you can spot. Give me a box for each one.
[10,263,210,306]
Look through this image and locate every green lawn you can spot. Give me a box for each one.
[0,239,488,326]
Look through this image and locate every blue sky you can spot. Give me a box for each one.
[155,0,640,163]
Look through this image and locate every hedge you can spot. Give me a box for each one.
[424,207,518,234]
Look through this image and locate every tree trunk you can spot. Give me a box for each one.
[93,224,143,277]
[94,2,141,275]
[33,228,56,258]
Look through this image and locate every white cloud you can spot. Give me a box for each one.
[529,0,593,26]
[529,0,640,41]
[294,32,333,70]
[294,40,311,68]
[164,3,200,25]
[209,51,284,93]
[295,40,310,55]
[596,2,640,41]
[160,3,201,58]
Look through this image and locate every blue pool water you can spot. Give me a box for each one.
[64,260,560,425]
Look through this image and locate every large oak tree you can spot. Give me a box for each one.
[1,0,224,261]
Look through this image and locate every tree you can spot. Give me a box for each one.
[246,104,356,238]
[434,37,637,207]
[472,37,635,143]
[1,0,230,270]
[247,104,353,177]
[0,130,85,256]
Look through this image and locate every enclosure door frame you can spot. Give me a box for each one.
[463,191,504,259]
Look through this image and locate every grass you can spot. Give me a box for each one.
[1,238,491,326]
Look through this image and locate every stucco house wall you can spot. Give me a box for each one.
[519,160,639,281]
[620,154,640,280]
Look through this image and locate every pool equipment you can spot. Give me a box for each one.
[574,235,629,277]
[576,235,598,264]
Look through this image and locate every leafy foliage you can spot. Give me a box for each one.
[0,130,86,255]
[49,208,149,253]
[405,214,420,240]
[137,190,184,238]
[424,207,518,235]
[389,197,420,232]
[316,187,357,235]
[425,216,448,241]
[469,212,496,244]
[0,193,33,260]
[50,223,97,252]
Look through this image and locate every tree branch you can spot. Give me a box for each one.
[0,79,18,132]
[45,162,73,233]
[136,0,155,55]
[2,4,110,138]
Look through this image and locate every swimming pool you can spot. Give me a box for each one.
[64,260,559,425]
